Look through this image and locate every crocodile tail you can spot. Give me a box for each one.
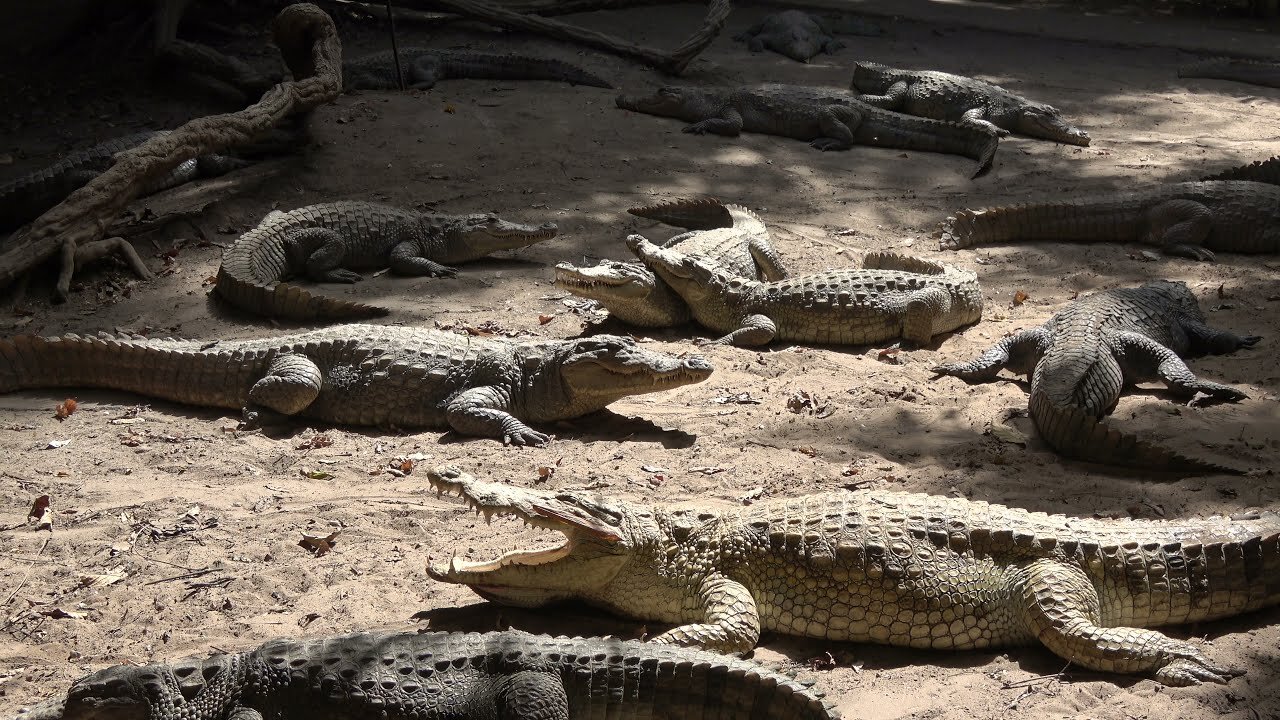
[972,131,999,178]
[628,197,733,230]
[1029,390,1244,475]
[861,252,946,275]
[215,220,388,321]
[1201,156,1280,185]
[938,197,1141,250]
[1178,57,1280,87]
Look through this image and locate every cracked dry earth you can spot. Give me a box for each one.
[1,5,1279,720]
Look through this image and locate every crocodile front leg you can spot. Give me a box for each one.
[932,327,1047,382]
[650,576,760,654]
[1112,331,1249,401]
[1180,318,1261,356]
[748,237,789,280]
[446,386,550,446]
[1015,559,1244,685]
[683,108,744,136]
[406,55,445,89]
[902,286,955,346]
[705,314,777,347]
[960,107,1011,137]
[242,353,323,426]
[854,79,909,109]
[1145,199,1215,260]
[389,241,459,277]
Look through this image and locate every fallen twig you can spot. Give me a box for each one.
[0,3,344,302]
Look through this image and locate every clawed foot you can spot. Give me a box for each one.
[429,265,459,278]
[1188,382,1249,403]
[1154,651,1244,686]
[321,269,363,284]
[809,138,848,151]
[1239,335,1263,348]
[1162,243,1216,262]
[501,423,550,447]
[682,122,712,135]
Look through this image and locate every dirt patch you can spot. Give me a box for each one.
[1,5,1278,720]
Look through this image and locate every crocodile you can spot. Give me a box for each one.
[0,325,712,446]
[15,629,839,720]
[850,61,1091,146]
[344,47,613,90]
[0,131,246,232]
[1201,156,1280,185]
[1178,57,1280,89]
[734,10,844,63]
[933,281,1257,474]
[427,465,1280,686]
[216,201,558,321]
[554,198,789,327]
[625,233,982,346]
[938,181,1280,260]
[616,84,999,178]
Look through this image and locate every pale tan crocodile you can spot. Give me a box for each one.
[427,466,1280,686]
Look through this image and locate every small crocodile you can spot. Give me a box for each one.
[554,198,789,327]
[0,131,245,232]
[1179,57,1280,89]
[734,10,844,63]
[626,234,982,346]
[938,181,1280,260]
[16,630,839,720]
[216,201,558,321]
[344,47,613,90]
[616,84,999,178]
[1201,156,1280,185]
[850,61,1091,146]
[933,281,1257,474]
[428,466,1280,686]
[0,325,712,446]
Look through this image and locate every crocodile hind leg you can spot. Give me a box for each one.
[932,327,1048,381]
[242,353,323,427]
[901,286,954,346]
[283,227,363,283]
[1180,318,1261,355]
[405,55,445,89]
[1016,558,1243,685]
[494,671,569,720]
[705,314,777,347]
[389,241,458,277]
[650,576,760,654]
[1145,199,1215,260]
[810,106,860,150]
[446,386,549,446]
[1112,331,1249,402]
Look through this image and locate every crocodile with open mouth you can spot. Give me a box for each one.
[427,466,1280,686]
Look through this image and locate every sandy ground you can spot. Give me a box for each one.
[1,4,1279,719]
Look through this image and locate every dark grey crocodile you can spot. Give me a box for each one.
[216,201,558,321]
[617,84,999,178]
[555,198,789,327]
[939,181,1280,260]
[850,61,1090,146]
[1201,156,1280,185]
[0,325,712,445]
[627,234,983,346]
[933,280,1258,474]
[428,466,1280,686]
[0,131,245,232]
[15,630,840,720]
[344,47,613,90]
[1179,57,1280,89]
[734,10,844,63]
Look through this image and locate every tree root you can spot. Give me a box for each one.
[0,3,343,303]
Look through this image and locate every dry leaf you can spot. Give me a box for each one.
[55,398,77,420]
[296,434,333,450]
[397,458,415,474]
[875,347,901,364]
[1012,290,1029,306]
[45,439,71,449]
[301,470,335,480]
[28,495,53,531]
[537,466,554,480]
[443,103,456,114]
[299,530,341,557]
[808,651,838,671]
[78,572,126,588]
[38,607,85,620]
[538,314,555,325]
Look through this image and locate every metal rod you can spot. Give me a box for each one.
[385,0,406,90]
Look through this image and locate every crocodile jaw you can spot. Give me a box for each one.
[441,215,559,260]
[554,261,654,300]
[1018,108,1090,147]
[426,466,630,606]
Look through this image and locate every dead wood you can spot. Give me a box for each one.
[400,0,731,74]
[0,3,343,302]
